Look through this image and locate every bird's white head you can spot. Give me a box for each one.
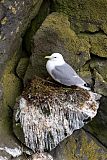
[45,53,65,64]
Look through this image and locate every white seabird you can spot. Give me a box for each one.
[45,53,90,90]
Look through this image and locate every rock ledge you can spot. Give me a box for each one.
[14,77,101,152]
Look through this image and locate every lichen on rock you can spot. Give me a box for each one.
[51,0,107,34]
[89,33,107,57]
[14,76,101,152]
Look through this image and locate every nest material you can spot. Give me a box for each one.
[15,77,101,152]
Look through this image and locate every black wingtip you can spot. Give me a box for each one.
[84,83,91,88]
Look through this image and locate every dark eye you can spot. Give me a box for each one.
[54,57,57,58]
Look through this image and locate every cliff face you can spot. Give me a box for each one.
[1,0,107,159]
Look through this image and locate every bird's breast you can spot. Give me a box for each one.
[46,61,55,74]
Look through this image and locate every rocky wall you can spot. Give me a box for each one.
[1,0,107,159]
[0,0,49,159]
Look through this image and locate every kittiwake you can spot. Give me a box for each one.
[45,53,90,90]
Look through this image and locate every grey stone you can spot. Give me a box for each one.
[0,0,43,159]
[0,0,43,78]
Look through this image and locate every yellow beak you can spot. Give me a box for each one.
[45,56,51,59]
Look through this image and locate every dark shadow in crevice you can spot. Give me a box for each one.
[49,0,57,13]
[22,0,50,57]
[83,128,107,149]
[79,28,107,36]
[90,52,107,60]
[89,65,95,92]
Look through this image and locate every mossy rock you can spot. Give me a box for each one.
[53,130,107,160]
[90,34,107,57]
[16,57,29,79]
[3,73,22,108]
[87,58,107,96]
[0,0,43,79]
[26,12,90,80]
[93,70,107,96]
[51,0,107,34]
[2,52,22,108]
[79,33,107,57]
[0,51,23,159]
[90,58,107,82]
[0,51,22,135]
[79,70,92,86]
[52,129,107,160]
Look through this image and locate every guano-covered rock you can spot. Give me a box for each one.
[14,77,101,152]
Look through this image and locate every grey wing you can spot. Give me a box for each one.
[51,63,85,86]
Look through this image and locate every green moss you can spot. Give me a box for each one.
[51,0,107,33]
[94,70,107,96]
[90,34,107,57]
[2,52,22,107]
[90,58,107,81]
[79,33,107,57]
[42,12,90,69]
[63,138,77,160]
[16,57,29,79]
[3,73,22,107]
[1,52,22,132]
[60,130,107,160]
[79,131,107,159]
